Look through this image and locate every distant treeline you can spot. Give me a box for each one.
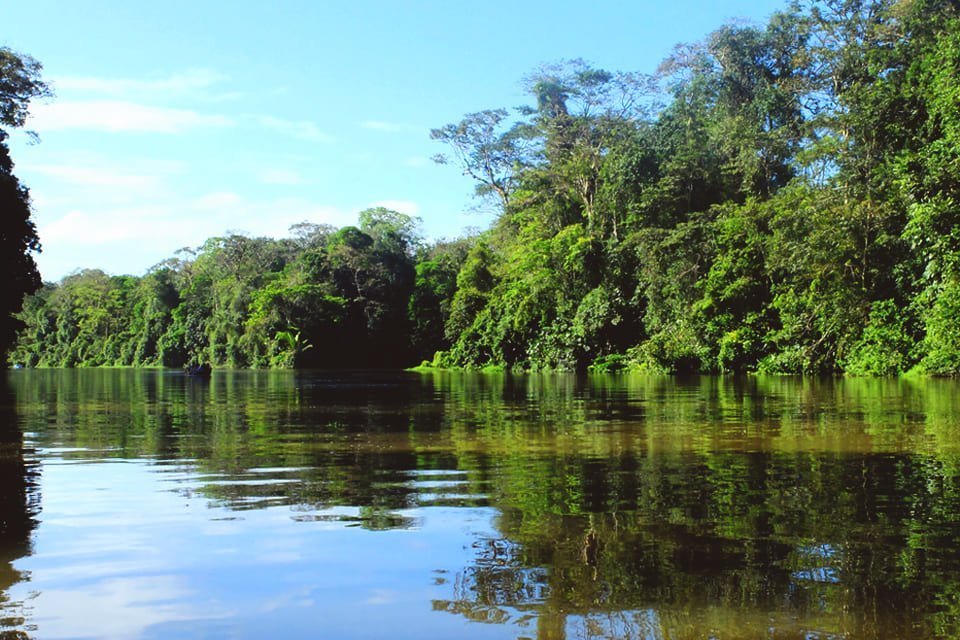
[11,208,461,368]
[12,0,960,375]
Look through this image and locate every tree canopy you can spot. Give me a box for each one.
[0,47,48,359]
[11,0,960,376]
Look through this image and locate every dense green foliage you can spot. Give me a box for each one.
[11,209,470,368]
[427,0,960,375]
[11,0,960,374]
[0,48,48,358]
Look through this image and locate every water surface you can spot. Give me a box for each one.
[2,370,960,639]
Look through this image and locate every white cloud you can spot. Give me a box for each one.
[370,200,420,216]
[31,575,232,639]
[257,116,332,142]
[52,69,243,105]
[403,156,430,168]
[29,100,234,133]
[28,164,160,189]
[41,206,172,246]
[54,69,226,96]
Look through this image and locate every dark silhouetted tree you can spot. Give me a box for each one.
[1,48,50,361]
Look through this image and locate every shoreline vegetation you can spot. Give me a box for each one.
[9,0,960,377]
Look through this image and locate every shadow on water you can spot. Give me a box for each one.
[0,375,38,639]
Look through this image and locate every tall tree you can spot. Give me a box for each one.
[430,109,534,212]
[0,48,50,360]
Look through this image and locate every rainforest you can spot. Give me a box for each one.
[9,0,960,375]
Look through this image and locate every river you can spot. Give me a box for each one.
[1,369,959,639]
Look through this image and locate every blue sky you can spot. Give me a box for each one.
[5,0,787,281]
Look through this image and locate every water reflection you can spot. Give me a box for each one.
[0,377,38,636]
[2,370,960,638]
[441,451,960,638]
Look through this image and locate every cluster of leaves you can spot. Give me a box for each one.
[428,0,960,375]
[10,208,473,369]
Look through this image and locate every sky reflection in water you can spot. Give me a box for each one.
[2,369,960,639]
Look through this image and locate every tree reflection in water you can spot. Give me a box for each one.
[0,377,38,638]
[4,370,960,638]
[433,449,960,639]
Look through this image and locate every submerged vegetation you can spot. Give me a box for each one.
[9,0,960,374]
